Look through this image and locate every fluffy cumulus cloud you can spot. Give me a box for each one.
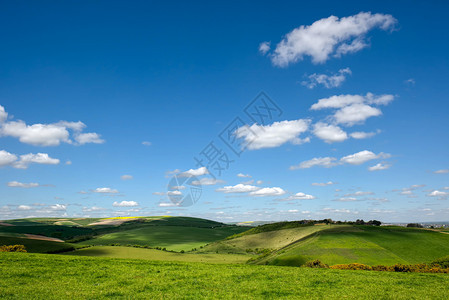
[216,184,259,194]
[290,157,338,170]
[340,150,390,165]
[7,181,40,188]
[0,150,60,169]
[112,201,139,207]
[0,105,104,146]
[0,106,7,123]
[249,187,286,197]
[427,190,448,199]
[0,150,18,167]
[368,163,391,171]
[311,93,394,126]
[280,192,316,201]
[313,122,348,143]
[179,167,209,177]
[74,133,104,145]
[235,119,310,150]
[263,12,396,66]
[291,150,390,170]
[302,68,351,89]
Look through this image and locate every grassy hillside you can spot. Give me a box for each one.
[0,236,75,253]
[259,225,449,266]
[198,224,331,254]
[76,225,247,251]
[1,252,449,299]
[63,246,251,263]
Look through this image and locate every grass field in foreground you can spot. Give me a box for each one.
[77,225,247,251]
[63,246,251,263]
[262,225,449,266]
[1,253,449,299]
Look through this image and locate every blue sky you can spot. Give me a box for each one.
[1,1,448,222]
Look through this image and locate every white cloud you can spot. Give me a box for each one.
[74,133,105,145]
[288,209,299,213]
[167,190,182,196]
[191,178,225,186]
[121,175,133,180]
[290,157,338,170]
[113,201,139,207]
[7,181,39,188]
[237,173,251,178]
[334,104,382,126]
[302,68,351,89]
[287,192,316,200]
[292,150,390,170]
[427,190,448,200]
[93,187,119,194]
[235,119,310,150]
[50,204,67,211]
[13,153,60,169]
[405,78,415,85]
[179,167,209,177]
[0,121,70,146]
[18,205,32,210]
[312,181,336,186]
[434,169,449,174]
[65,160,72,165]
[249,187,286,197]
[368,163,391,171]
[340,150,390,165]
[310,93,394,126]
[267,12,397,66]
[0,105,104,146]
[142,141,152,146]
[313,122,348,143]
[216,184,260,194]
[170,185,186,190]
[350,130,380,139]
[259,41,271,55]
[152,192,166,196]
[428,190,448,197]
[0,150,18,167]
[0,105,8,123]
[158,202,177,207]
[334,197,358,202]
[344,191,374,197]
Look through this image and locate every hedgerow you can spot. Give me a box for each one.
[303,259,449,274]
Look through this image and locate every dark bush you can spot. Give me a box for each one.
[0,245,27,252]
[304,260,329,268]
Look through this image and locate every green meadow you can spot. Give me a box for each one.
[77,225,247,251]
[1,216,449,299]
[2,252,449,299]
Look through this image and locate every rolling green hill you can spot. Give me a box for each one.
[0,236,75,253]
[76,225,247,251]
[198,224,331,254]
[257,225,449,266]
[62,246,251,263]
[1,252,449,299]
